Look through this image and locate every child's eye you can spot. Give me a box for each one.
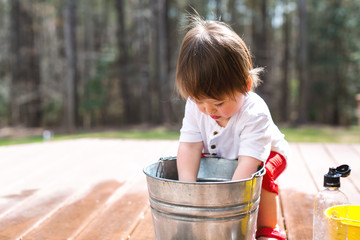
[215,102,224,107]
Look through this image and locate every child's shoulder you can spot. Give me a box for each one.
[240,92,271,117]
[244,92,268,109]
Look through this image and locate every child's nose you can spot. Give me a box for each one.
[205,105,216,115]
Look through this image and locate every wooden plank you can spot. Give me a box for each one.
[0,139,178,239]
[298,143,360,203]
[0,147,102,238]
[0,188,75,240]
[277,143,318,240]
[0,140,90,198]
[0,140,124,239]
[0,142,91,239]
[0,143,106,220]
[0,139,179,194]
[0,143,43,170]
[128,207,155,240]
[0,189,38,218]
[22,180,123,239]
[73,176,149,240]
[8,140,355,239]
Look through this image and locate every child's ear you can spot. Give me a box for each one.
[247,76,252,92]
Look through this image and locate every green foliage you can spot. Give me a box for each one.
[0,136,44,146]
[308,0,360,124]
[2,0,360,128]
[0,93,7,125]
[0,77,9,126]
[42,99,62,126]
[79,47,116,126]
[81,76,106,110]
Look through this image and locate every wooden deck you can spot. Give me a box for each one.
[0,139,359,239]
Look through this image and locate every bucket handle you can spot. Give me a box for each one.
[331,216,360,224]
[252,166,266,178]
[156,156,177,178]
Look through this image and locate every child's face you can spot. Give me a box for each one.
[194,92,245,127]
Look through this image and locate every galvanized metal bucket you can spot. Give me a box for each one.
[143,157,265,240]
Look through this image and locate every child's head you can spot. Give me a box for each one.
[176,15,262,101]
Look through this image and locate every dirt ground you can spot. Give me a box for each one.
[0,127,45,139]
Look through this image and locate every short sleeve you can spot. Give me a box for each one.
[238,113,272,162]
[179,99,203,142]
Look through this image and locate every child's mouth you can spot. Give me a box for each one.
[210,115,220,120]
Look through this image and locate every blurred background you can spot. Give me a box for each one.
[0,0,360,135]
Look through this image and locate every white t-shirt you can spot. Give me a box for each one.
[179,92,290,163]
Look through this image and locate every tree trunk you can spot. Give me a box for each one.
[116,0,132,124]
[136,0,152,123]
[82,0,95,128]
[297,0,308,124]
[251,0,270,102]
[228,0,244,34]
[9,0,20,126]
[215,0,222,18]
[63,0,78,131]
[158,0,172,123]
[151,0,172,124]
[280,0,291,122]
[10,0,41,127]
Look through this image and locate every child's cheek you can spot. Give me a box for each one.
[221,106,238,117]
[220,107,232,117]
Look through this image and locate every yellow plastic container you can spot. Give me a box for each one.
[325,205,360,240]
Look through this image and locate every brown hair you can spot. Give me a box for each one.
[176,15,262,100]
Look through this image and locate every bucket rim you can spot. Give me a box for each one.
[325,205,360,227]
[143,162,266,185]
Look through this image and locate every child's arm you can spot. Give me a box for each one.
[177,141,204,182]
[232,156,262,180]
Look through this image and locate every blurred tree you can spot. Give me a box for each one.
[9,1,42,127]
[130,0,152,124]
[115,0,132,124]
[280,0,292,122]
[0,1,10,126]
[228,0,245,34]
[152,0,173,123]
[1,0,360,129]
[79,0,113,127]
[296,0,308,124]
[63,0,78,131]
[308,0,360,125]
[251,0,271,103]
